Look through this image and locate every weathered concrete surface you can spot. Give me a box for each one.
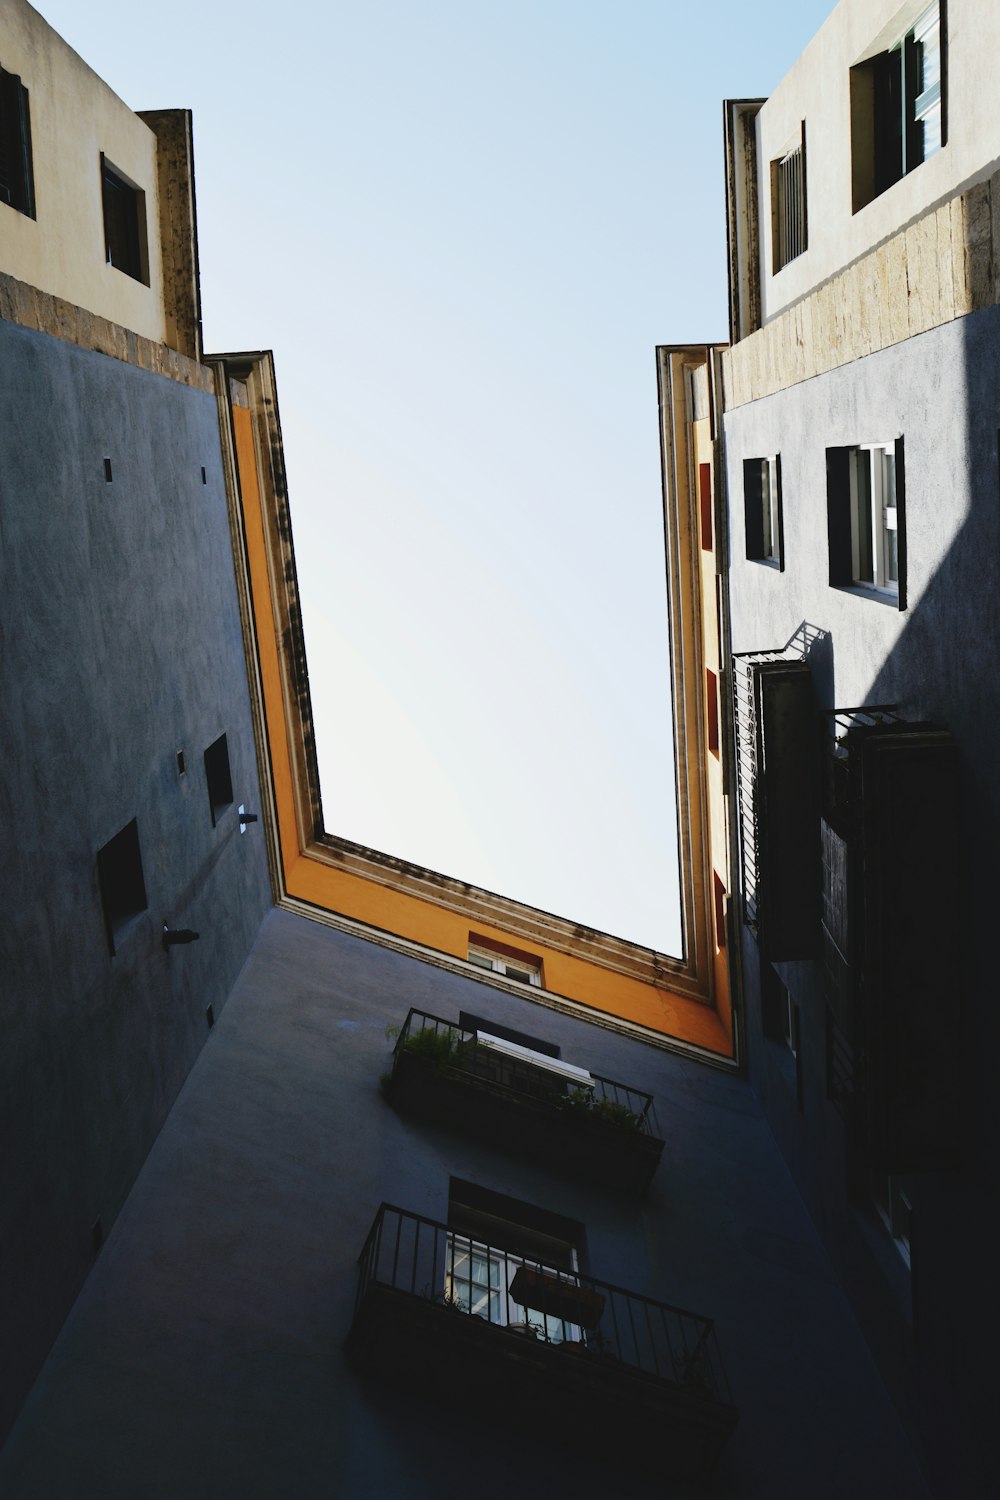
[0,316,271,1440]
[0,910,929,1498]
[726,304,1000,1500]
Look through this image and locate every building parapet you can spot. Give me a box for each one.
[723,168,1000,408]
[0,267,214,391]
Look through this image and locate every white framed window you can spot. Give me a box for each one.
[467,945,542,987]
[444,1233,581,1344]
[848,444,898,594]
[870,1172,912,1267]
[851,1,943,211]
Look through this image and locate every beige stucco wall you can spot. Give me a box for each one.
[0,0,165,343]
[757,0,1000,324]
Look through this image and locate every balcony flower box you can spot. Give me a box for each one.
[509,1266,606,1329]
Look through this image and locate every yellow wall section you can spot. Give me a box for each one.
[234,406,732,1057]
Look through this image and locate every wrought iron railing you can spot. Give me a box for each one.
[354,1202,733,1406]
[732,649,789,932]
[391,1007,660,1138]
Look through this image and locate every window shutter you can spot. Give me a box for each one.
[826,447,852,585]
[774,453,785,571]
[744,459,765,560]
[894,435,907,610]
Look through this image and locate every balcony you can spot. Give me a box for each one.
[820,708,961,1172]
[732,650,819,960]
[346,1203,738,1480]
[383,1009,665,1194]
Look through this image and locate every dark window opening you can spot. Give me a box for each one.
[698,462,713,552]
[96,818,148,955]
[449,1179,583,1270]
[744,455,784,567]
[103,457,113,483]
[713,872,727,951]
[458,1012,560,1059]
[851,3,943,212]
[200,466,208,485]
[176,750,186,775]
[827,440,906,607]
[204,732,234,825]
[0,65,35,218]
[706,669,720,757]
[771,126,807,271]
[101,155,148,284]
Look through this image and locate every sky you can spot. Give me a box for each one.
[40,0,835,956]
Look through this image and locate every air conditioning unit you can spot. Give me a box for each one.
[475,1032,594,1088]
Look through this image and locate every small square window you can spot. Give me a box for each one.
[0,64,35,218]
[770,127,807,272]
[96,819,148,955]
[827,440,906,607]
[744,455,783,568]
[101,155,148,284]
[851,3,943,212]
[204,732,234,825]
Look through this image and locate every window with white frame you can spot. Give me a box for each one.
[445,1180,585,1345]
[467,943,542,986]
[744,455,783,567]
[849,445,898,593]
[851,1,943,212]
[827,440,905,606]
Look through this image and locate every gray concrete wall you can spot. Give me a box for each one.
[0,910,929,1498]
[0,318,272,1441]
[723,305,1000,1500]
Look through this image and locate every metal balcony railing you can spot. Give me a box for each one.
[391,1007,660,1138]
[353,1202,734,1408]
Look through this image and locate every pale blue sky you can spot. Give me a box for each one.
[42,0,834,954]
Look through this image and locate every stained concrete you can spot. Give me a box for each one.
[0,317,271,1440]
[0,910,930,1499]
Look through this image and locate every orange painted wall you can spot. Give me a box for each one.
[234,405,732,1058]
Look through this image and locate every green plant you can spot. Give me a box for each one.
[399,1025,463,1068]
[557,1087,643,1132]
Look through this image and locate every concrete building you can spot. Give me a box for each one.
[661,3,997,1497]
[0,0,976,1495]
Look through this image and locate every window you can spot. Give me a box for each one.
[827,440,906,607]
[698,462,713,552]
[870,1172,912,1267]
[445,1181,586,1345]
[851,2,944,211]
[0,64,35,218]
[713,872,727,951]
[771,126,806,271]
[467,936,542,987]
[96,819,148,955]
[706,669,720,757]
[101,155,148,283]
[204,732,234,825]
[744,456,783,568]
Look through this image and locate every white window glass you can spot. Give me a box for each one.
[849,445,897,595]
[445,1234,581,1344]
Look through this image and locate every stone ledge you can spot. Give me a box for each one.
[0,270,215,392]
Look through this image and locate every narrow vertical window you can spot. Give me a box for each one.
[706,669,720,757]
[771,125,807,272]
[698,462,713,553]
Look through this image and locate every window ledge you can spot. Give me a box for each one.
[830,582,902,610]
